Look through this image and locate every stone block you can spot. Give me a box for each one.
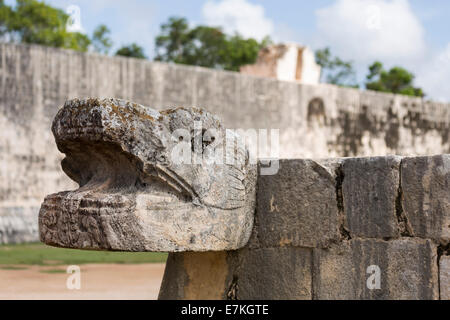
[440,255,450,300]
[256,159,340,248]
[342,156,402,238]
[401,155,450,242]
[159,252,230,300]
[234,247,312,300]
[313,238,438,300]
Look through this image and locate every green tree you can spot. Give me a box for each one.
[315,47,358,88]
[154,16,269,71]
[92,24,113,54]
[115,43,147,59]
[0,1,14,38]
[0,0,90,51]
[180,25,227,68]
[222,34,272,71]
[155,17,190,63]
[365,61,424,97]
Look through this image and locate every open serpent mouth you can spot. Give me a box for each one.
[39,139,203,251]
[59,140,197,205]
[39,98,256,252]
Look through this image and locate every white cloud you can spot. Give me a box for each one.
[315,0,450,101]
[315,0,426,64]
[202,0,274,41]
[416,43,450,102]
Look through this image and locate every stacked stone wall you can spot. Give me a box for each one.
[159,156,450,300]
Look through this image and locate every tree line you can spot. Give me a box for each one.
[0,0,146,57]
[0,0,424,97]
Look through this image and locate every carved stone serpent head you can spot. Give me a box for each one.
[39,98,256,252]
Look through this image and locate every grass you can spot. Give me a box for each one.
[0,265,28,270]
[0,243,168,266]
[39,268,67,274]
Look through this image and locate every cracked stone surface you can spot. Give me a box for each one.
[401,155,450,243]
[342,156,402,238]
[38,98,256,252]
[312,238,439,300]
[232,247,312,300]
[440,256,450,300]
[156,156,447,300]
[158,248,312,300]
[255,159,340,248]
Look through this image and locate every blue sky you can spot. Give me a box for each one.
[7,0,450,101]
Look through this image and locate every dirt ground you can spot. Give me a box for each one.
[0,263,166,300]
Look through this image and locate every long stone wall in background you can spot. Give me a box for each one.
[1,42,450,243]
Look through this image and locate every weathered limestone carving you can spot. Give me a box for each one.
[39,98,256,252]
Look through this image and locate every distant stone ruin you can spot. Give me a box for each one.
[240,43,322,84]
[38,99,449,300]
